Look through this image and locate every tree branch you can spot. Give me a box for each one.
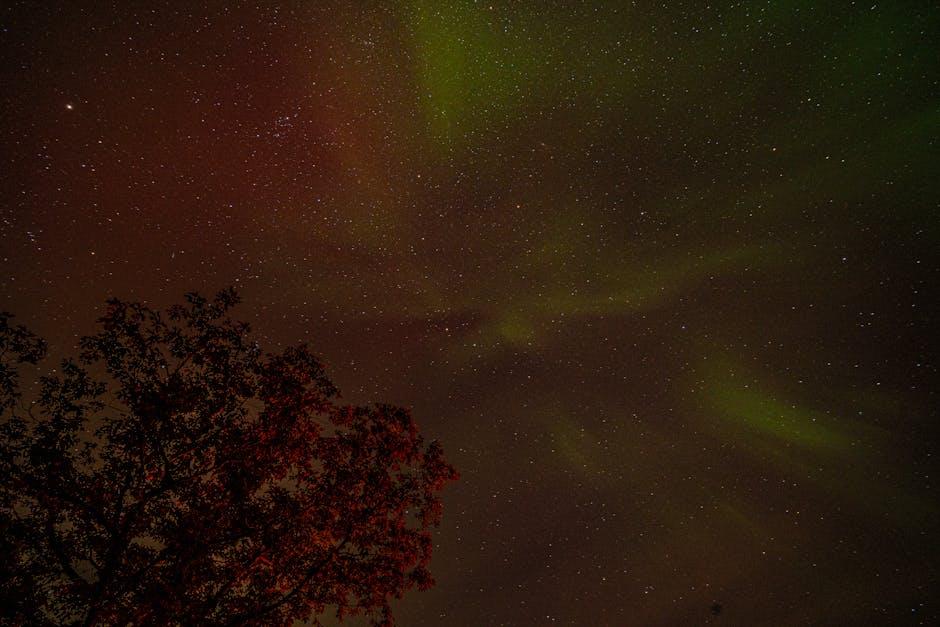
[224,535,351,626]
[45,513,91,587]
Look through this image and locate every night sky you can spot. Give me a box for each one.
[2,2,938,625]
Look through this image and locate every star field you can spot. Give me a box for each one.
[1,2,938,624]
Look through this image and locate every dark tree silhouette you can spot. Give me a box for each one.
[0,290,457,626]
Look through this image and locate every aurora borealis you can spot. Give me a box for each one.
[1,1,938,624]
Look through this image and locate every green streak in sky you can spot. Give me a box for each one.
[452,233,787,358]
[698,356,872,456]
[407,0,544,146]
[494,310,536,346]
[548,413,605,477]
[586,244,780,315]
[405,2,639,149]
[696,356,937,534]
[708,384,853,451]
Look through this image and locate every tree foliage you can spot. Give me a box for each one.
[0,290,457,626]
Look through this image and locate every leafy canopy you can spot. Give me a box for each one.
[0,289,457,626]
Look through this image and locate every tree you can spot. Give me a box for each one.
[0,289,457,626]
